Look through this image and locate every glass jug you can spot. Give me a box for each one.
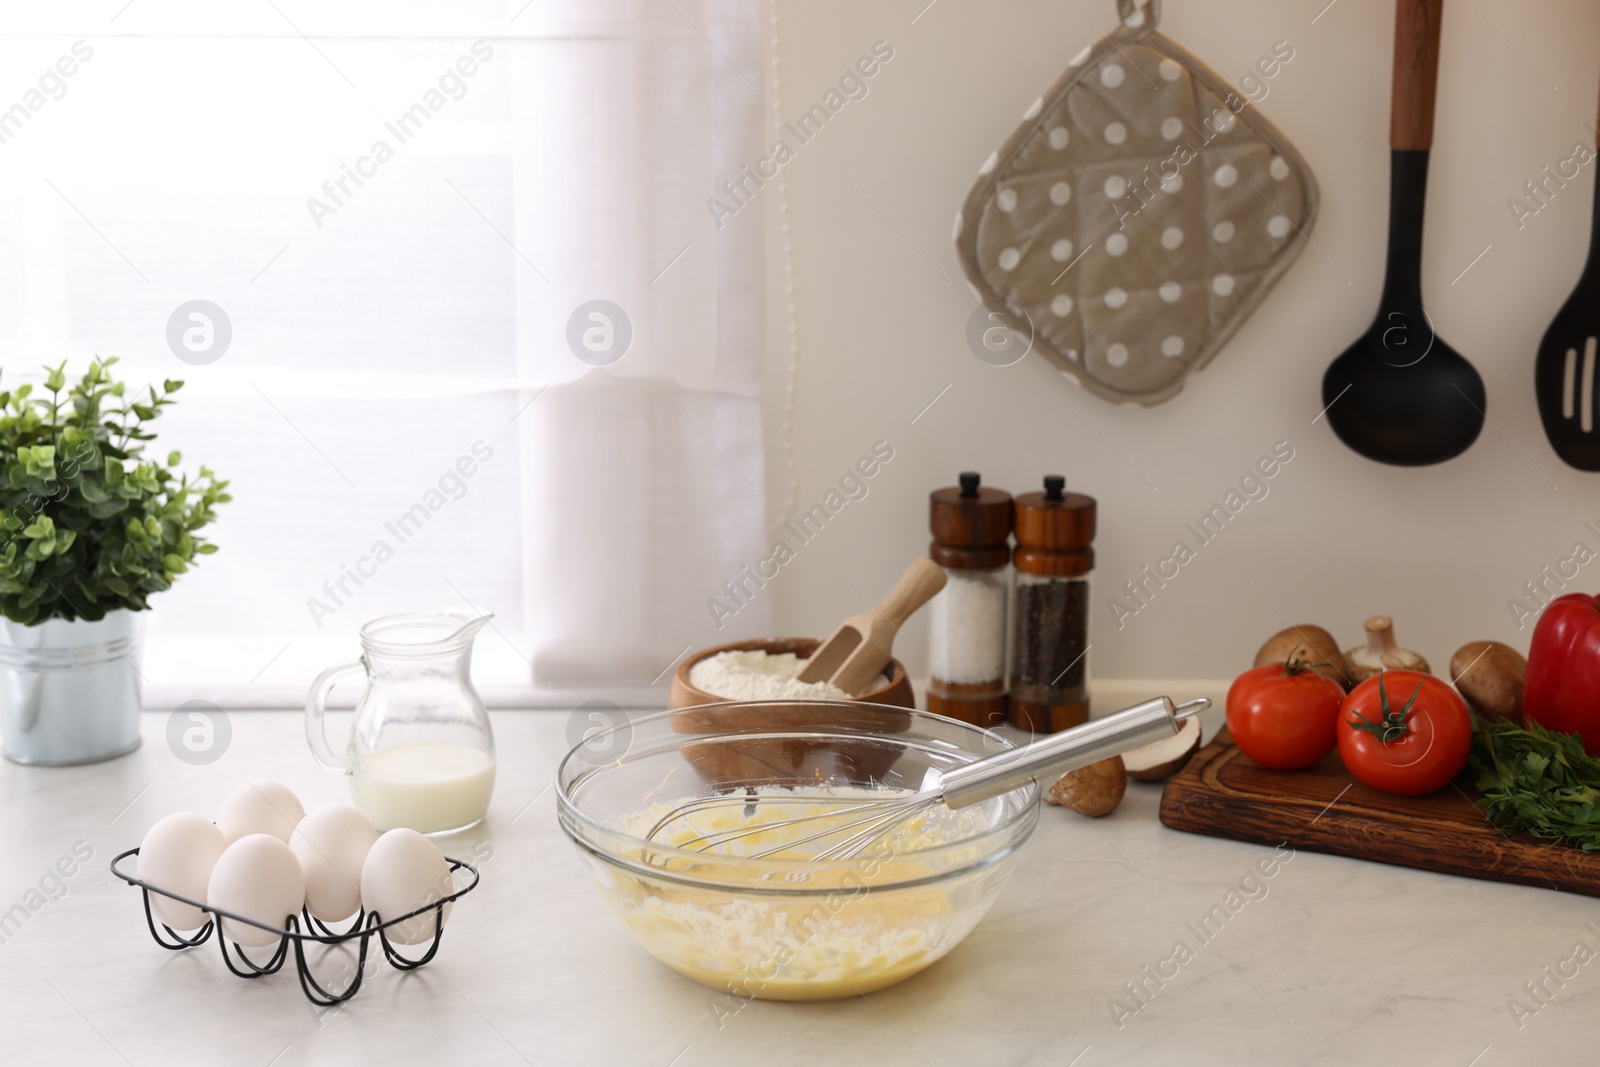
[306,608,496,835]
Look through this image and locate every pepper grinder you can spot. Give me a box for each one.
[926,472,1012,726]
[1009,475,1096,734]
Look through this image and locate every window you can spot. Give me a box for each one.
[0,0,770,706]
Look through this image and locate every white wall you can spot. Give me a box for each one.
[757,0,1600,684]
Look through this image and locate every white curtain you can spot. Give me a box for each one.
[0,0,771,707]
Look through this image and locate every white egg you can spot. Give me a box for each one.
[137,812,227,932]
[360,829,454,946]
[217,780,305,844]
[291,805,377,922]
[207,834,305,947]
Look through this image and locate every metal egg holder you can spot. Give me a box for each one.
[110,847,480,1006]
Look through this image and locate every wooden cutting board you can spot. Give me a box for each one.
[1159,732,1600,897]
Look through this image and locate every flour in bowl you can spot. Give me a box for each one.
[688,650,886,701]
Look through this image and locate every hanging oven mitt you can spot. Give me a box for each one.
[955,0,1319,405]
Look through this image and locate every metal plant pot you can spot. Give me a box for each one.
[0,609,144,765]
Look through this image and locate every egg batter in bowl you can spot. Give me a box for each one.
[557,702,1039,1001]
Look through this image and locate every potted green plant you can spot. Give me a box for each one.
[0,358,228,765]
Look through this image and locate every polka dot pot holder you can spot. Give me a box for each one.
[955,0,1319,406]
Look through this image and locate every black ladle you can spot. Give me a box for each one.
[1322,0,1484,466]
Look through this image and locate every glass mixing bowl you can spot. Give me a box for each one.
[557,701,1039,1001]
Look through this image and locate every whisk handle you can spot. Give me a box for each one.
[939,696,1209,809]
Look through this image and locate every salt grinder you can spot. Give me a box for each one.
[926,472,1012,727]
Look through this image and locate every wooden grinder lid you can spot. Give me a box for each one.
[929,472,1011,570]
[1013,475,1095,576]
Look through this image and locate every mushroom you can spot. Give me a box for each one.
[1046,756,1127,817]
[1343,616,1430,685]
[1254,624,1353,690]
[1123,716,1202,782]
[1450,640,1526,723]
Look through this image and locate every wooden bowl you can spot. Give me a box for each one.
[668,636,915,712]
[668,637,915,785]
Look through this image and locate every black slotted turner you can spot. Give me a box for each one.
[1536,82,1600,471]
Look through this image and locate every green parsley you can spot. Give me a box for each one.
[1467,719,1600,852]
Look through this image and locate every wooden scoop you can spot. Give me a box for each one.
[797,558,947,696]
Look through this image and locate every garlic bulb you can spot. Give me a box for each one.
[1343,616,1430,685]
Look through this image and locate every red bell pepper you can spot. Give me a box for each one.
[1524,593,1600,753]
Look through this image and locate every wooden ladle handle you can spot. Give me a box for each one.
[1391,0,1444,150]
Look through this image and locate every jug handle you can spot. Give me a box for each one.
[306,660,363,774]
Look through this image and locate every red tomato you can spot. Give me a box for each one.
[1336,670,1471,796]
[1226,661,1346,770]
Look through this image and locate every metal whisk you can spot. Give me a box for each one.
[645,696,1209,861]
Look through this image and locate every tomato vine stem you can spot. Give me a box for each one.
[1346,672,1425,744]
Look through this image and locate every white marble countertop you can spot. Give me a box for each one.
[2,704,1597,1067]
